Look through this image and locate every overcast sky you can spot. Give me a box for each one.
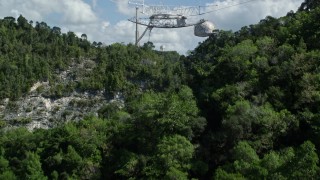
[0,0,304,54]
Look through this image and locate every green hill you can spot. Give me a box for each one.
[0,1,320,179]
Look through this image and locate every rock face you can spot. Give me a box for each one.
[1,86,107,131]
[0,59,123,131]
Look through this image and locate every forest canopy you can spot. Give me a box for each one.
[1,1,320,179]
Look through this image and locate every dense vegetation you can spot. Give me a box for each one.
[0,14,182,100]
[1,1,320,179]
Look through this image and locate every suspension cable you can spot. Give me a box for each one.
[190,0,261,16]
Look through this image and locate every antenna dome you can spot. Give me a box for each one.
[194,21,215,37]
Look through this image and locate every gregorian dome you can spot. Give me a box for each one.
[194,20,215,37]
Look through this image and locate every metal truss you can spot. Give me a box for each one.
[128,15,204,28]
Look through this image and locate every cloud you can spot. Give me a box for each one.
[61,0,98,25]
[0,0,98,25]
[101,21,110,31]
[92,0,98,9]
[203,0,303,30]
[10,9,20,18]
[103,20,136,43]
[111,0,135,15]
[147,27,206,54]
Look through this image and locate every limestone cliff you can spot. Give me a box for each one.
[0,59,123,131]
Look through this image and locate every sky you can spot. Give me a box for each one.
[0,0,304,54]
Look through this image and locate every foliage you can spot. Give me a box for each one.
[184,1,320,178]
[1,1,320,179]
[215,141,319,179]
[0,15,182,100]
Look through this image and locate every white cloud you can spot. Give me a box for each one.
[111,0,135,15]
[203,0,303,30]
[92,0,98,9]
[147,27,206,54]
[102,21,110,30]
[10,9,20,18]
[61,0,98,25]
[103,20,136,43]
[0,0,97,25]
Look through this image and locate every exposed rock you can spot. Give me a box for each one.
[2,81,110,131]
[0,59,124,131]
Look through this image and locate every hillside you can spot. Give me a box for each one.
[0,1,320,179]
[0,16,182,129]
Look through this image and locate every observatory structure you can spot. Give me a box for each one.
[126,0,259,46]
[128,0,216,45]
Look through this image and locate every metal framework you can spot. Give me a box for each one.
[128,15,205,29]
[128,0,212,29]
[126,0,259,46]
[141,5,207,16]
[128,0,210,16]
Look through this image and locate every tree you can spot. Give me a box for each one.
[3,17,16,28]
[214,141,320,179]
[62,146,83,177]
[142,41,155,50]
[17,15,31,30]
[298,0,320,11]
[232,141,267,179]
[222,100,298,150]
[214,168,245,180]
[22,152,47,180]
[52,27,61,35]
[285,141,319,179]
[144,135,194,178]
[0,148,16,179]
[128,86,205,143]
[81,34,87,40]
[66,31,78,46]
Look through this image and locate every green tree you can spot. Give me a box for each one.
[22,151,47,180]
[214,141,319,179]
[214,168,245,180]
[298,0,320,11]
[144,135,194,178]
[0,148,16,179]
[285,141,319,179]
[222,101,297,150]
[17,15,31,30]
